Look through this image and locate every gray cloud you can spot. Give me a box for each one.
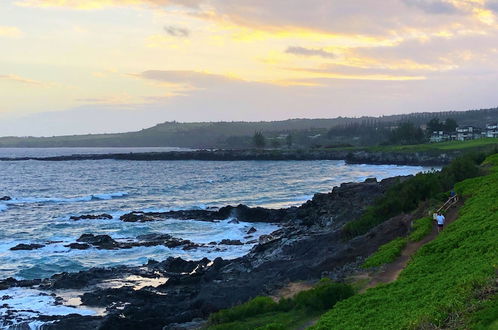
[285,46,336,59]
[485,0,498,12]
[136,70,238,87]
[402,0,460,14]
[164,25,190,37]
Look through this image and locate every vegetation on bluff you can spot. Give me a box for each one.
[362,216,433,268]
[342,152,486,238]
[312,153,498,329]
[207,279,354,330]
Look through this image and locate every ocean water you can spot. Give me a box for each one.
[0,148,435,281]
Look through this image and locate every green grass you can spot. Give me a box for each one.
[312,153,498,329]
[366,138,498,153]
[207,279,354,330]
[208,309,314,330]
[362,237,407,268]
[408,216,433,242]
[362,217,435,268]
[462,293,498,330]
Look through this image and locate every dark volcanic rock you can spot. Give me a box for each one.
[219,239,243,246]
[0,149,454,165]
[76,234,118,250]
[247,227,257,234]
[10,243,45,251]
[65,243,91,250]
[0,196,11,201]
[70,214,113,221]
[31,176,416,330]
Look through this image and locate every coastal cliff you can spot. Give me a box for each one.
[0,176,415,329]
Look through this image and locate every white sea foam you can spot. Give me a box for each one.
[0,287,95,327]
[5,192,128,205]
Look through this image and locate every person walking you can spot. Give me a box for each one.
[436,212,445,233]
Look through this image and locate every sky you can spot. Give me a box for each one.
[1,0,498,136]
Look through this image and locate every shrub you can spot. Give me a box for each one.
[408,217,433,242]
[208,279,354,328]
[293,279,355,312]
[362,237,407,268]
[209,296,277,325]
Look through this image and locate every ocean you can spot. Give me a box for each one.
[0,148,435,281]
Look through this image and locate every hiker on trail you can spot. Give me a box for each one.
[436,212,445,233]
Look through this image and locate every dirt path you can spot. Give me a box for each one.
[360,202,461,292]
[277,201,462,329]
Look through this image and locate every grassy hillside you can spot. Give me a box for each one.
[365,137,498,153]
[1,108,497,148]
[312,153,498,329]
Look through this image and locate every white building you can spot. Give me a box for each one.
[484,123,498,138]
[456,126,479,141]
[430,131,450,143]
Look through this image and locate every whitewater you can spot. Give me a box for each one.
[0,148,435,281]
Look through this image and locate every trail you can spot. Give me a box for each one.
[293,199,462,329]
[360,200,460,291]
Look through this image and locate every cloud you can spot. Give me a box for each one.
[402,0,460,14]
[15,0,202,10]
[133,70,242,88]
[485,0,498,12]
[285,46,336,59]
[0,74,46,86]
[0,26,23,38]
[164,25,190,37]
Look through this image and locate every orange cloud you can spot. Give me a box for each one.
[0,74,47,86]
[15,0,200,10]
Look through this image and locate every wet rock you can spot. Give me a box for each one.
[246,227,257,234]
[219,239,243,246]
[10,243,45,251]
[120,212,160,222]
[76,234,118,250]
[70,214,113,221]
[0,196,11,201]
[228,219,239,224]
[0,278,18,290]
[258,234,275,245]
[137,233,173,241]
[22,175,414,329]
[65,243,91,250]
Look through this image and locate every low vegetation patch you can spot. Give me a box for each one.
[408,216,433,242]
[207,279,354,330]
[362,216,435,269]
[362,237,407,268]
[312,153,498,329]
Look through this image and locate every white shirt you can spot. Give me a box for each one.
[437,215,445,225]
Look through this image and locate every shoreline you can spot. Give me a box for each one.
[0,148,457,166]
[0,175,415,329]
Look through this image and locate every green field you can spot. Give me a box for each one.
[364,137,498,153]
[312,153,498,329]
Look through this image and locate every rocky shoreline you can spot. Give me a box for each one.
[0,149,457,165]
[0,175,422,329]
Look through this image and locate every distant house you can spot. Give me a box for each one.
[456,126,480,141]
[430,131,450,143]
[484,123,498,138]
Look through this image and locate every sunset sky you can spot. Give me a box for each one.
[1,0,498,136]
